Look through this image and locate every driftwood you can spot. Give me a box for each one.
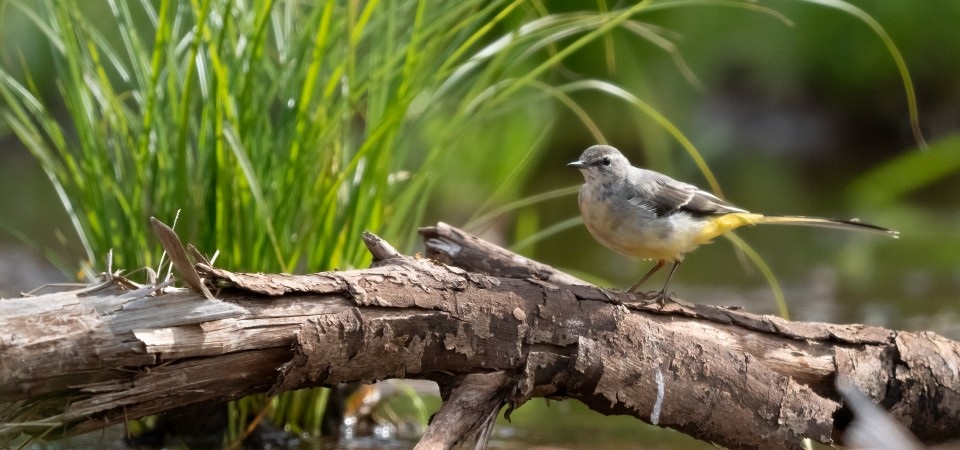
[1,221,958,449]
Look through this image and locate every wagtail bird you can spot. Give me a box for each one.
[568,144,898,300]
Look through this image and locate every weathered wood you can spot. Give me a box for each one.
[414,372,511,450]
[0,223,958,449]
[420,222,587,286]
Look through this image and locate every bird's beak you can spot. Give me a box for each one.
[567,160,586,168]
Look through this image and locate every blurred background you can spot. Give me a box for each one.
[1,0,957,448]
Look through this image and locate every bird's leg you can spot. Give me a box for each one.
[656,261,682,303]
[629,259,665,293]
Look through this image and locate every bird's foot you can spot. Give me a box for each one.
[654,289,671,305]
[628,288,671,305]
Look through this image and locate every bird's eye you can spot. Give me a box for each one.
[601,156,612,166]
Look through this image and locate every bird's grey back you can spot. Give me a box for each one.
[620,166,745,218]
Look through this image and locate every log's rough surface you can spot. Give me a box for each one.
[0,222,957,449]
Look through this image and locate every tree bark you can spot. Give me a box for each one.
[0,221,957,449]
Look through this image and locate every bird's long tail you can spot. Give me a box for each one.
[746,213,899,237]
[696,213,898,244]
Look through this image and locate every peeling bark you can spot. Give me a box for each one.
[0,222,957,449]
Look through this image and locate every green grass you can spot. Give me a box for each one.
[0,0,925,445]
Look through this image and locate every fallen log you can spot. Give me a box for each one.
[0,221,957,449]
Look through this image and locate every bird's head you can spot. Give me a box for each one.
[567,145,630,183]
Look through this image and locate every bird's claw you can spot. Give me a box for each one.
[651,289,673,305]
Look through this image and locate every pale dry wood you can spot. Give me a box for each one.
[149,217,214,300]
[420,222,588,286]
[0,223,957,449]
[414,372,512,450]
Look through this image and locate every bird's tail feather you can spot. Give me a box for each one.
[752,214,899,238]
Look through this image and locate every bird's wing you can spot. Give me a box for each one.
[678,183,747,216]
[624,169,746,217]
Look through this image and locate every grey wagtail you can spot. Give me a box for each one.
[568,144,899,300]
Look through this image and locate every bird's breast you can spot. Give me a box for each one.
[578,183,708,261]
